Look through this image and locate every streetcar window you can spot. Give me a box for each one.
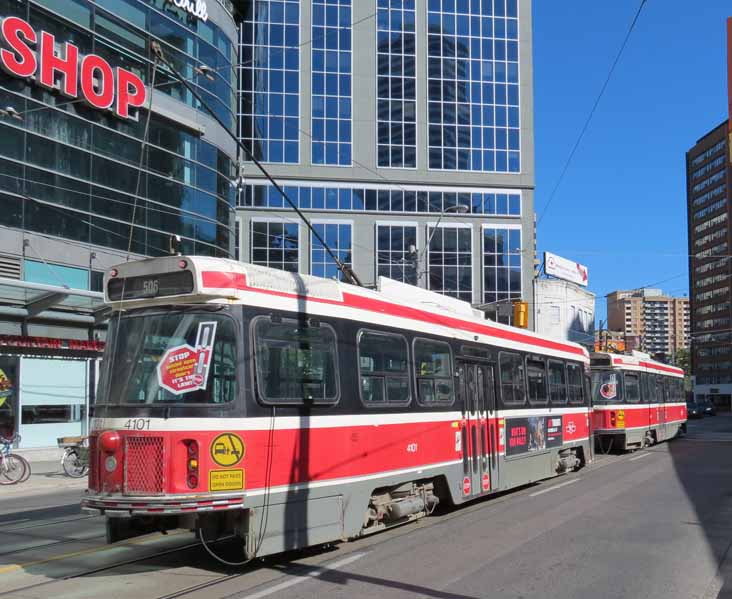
[567,363,584,405]
[100,312,237,406]
[624,373,641,403]
[640,373,650,403]
[253,317,339,405]
[414,338,454,405]
[499,352,526,406]
[548,361,567,405]
[656,375,667,403]
[526,359,548,405]
[647,374,658,404]
[358,331,410,406]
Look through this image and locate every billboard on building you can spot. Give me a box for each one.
[544,252,589,287]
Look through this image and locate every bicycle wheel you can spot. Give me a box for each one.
[17,454,31,483]
[62,450,86,478]
[0,454,27,485]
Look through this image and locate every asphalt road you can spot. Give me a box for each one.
[1,416,732,599]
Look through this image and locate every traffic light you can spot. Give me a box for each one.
[513,301,529,328]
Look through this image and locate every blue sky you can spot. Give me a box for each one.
[533,1,731,323]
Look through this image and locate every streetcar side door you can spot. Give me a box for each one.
[480,364,500,491]
[457,361,488,497]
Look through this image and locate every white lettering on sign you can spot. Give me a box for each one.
[0,16,147,120]
[168,0,209,22]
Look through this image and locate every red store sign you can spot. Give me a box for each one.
[0,15,147,120]
[0,334,105,353]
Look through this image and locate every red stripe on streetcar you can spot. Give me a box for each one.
[200,271,586,357]
[611,357,683,376]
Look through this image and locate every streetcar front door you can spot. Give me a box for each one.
[480,364,500,491]
[458,361,489,497]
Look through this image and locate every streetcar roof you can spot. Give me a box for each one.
[590,351,684,378]
[104,256,590,362]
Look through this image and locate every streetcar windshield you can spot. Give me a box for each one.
[98,311,237,405]
[591,370,621,404]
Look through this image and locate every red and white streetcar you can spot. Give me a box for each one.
[591,351,687,451]
[83,256,593,557]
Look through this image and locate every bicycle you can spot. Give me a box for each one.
[59,436,89,478]
[0,433,30,485]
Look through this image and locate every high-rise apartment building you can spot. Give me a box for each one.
[235,0,535,320]
[686,121,732,396]
[606,289,690,361]
[683,17,732,408]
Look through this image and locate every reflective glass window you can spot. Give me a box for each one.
[240,0,300,164]
[311,221,352,280]
[428,225,472,302]
[377,224,417,285]
[312,0,352,165]
[376,0,416,167]
[427,1,520,172]
[483,226,521,306]
[250,220,300,271]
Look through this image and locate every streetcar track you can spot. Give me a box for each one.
[1,539,206,596]
[2,514,97,534]
[0,533,107,558]
[0,446,675,597]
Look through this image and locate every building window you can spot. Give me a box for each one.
[376,0,416,167]
[312,0,352,165]
[250,220,299,272]
[376,224,417,285]
[427,0,520,172]
[240,0,301,164]
[240,182,521,216]
[427,225,472,302]
[311,221,352,280]
[483,226,521,306]
[24,259,90,290]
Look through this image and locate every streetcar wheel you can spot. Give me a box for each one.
[62,450,87,478]
[0,454,27,485]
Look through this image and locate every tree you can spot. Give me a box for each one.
[673,348,691,392]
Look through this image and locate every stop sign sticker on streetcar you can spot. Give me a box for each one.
[157,322,217,395]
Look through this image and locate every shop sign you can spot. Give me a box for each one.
[168,0,209,22]
[0,16,147,120]
[0,368,13,407]
[0,334,104,353]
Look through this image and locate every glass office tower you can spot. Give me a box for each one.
[236,0,535,316]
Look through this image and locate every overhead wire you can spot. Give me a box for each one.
[537,0,649,225]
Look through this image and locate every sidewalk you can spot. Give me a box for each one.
[0,459,87,499]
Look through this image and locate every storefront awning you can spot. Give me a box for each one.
[0,278,108,325]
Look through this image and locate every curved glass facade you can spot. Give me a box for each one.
[0,0,237,256]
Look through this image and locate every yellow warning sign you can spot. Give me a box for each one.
[616,410,626,429]
[210,433,245,467]
[209,469,244,492]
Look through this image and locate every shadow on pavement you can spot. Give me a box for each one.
[668,413,732,598]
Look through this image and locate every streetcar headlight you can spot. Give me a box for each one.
[105,456,118,472]
[99,431,121,453]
